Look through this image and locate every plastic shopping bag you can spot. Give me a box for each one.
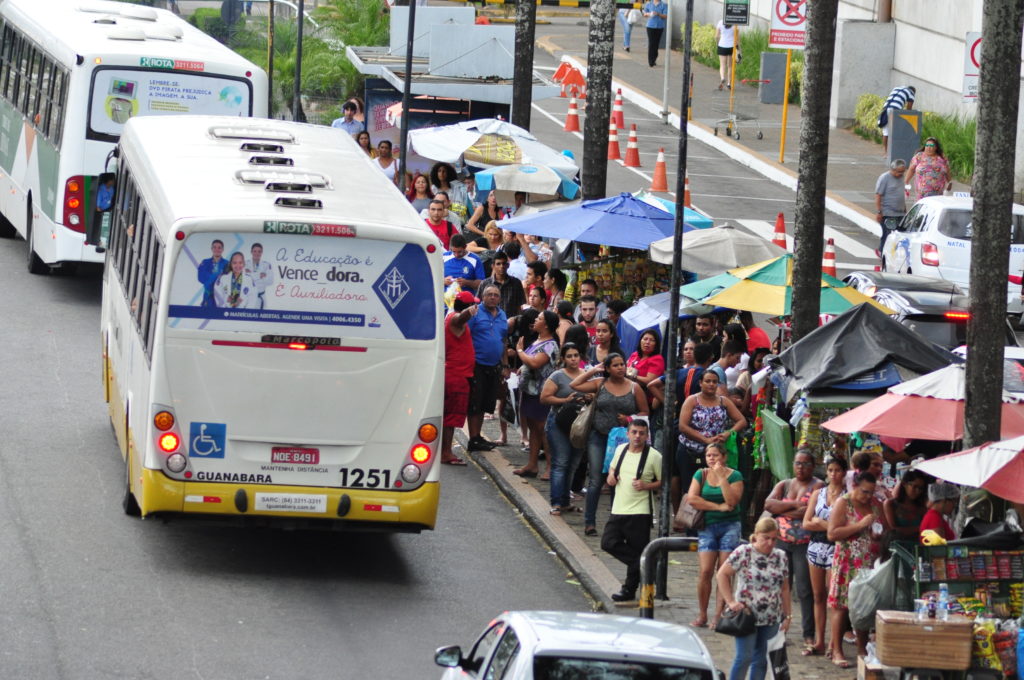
[848,557,897,631]
[765,629,790,680]
[602,427,628,473]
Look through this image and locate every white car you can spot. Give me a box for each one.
[435,610,721,679]
[880,196,1024,316]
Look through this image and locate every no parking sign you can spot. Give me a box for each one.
[963,31,981,101]
[769,0,807,50]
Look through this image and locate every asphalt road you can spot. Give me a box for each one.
[0,240,589,678]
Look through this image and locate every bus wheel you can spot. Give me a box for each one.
[122,453,141,517]
[25,203,48,275]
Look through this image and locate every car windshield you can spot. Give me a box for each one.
[533,657,713,679]
[938,209,1024,243]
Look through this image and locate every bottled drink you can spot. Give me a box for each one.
[938,583,950,621]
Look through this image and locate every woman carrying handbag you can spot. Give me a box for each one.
[717,517,792,680]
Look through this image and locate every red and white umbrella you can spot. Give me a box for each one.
[916,436,1024,503]
[821,363,1024,440]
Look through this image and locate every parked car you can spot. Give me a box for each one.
[879,196,1024,317]
[873,288,1018,349]
[435,610,721,680]
[842,270,963,298]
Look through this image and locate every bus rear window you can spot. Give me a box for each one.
[166,232,436,340]
[88,67,252,139]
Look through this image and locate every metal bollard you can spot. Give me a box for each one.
[638,536,697,619]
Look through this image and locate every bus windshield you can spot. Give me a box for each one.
[88,67,252,139]
[166,230,437,340]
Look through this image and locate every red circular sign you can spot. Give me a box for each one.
[776,0,807,26]
[970,37,982,69]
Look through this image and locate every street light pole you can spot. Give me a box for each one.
[291,0,305,122]
[660,0,673,121]
[397,2,418,194]
[656,0,694,600]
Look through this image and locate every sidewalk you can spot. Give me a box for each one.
[457,421,855,680]
[530,12,969,234]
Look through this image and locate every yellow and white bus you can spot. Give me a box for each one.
[0,0,267,273]
[101,115,443,531]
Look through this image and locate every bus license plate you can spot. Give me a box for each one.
[271,447,320,464]
[255,493,327,513]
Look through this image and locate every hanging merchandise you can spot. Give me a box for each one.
[572,252,672,303]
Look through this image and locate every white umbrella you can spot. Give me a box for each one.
[407,119,578,176]
[916,436,1024,503]
[474,164,580,204]
[648,224,786,275]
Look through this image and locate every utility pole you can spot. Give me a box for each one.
[581,0,615,199]
[964,0,1024,448]
[789,0,838,340]
[511,0,538,129]
[267,0,275,117]
[397,3,418,193]
[291,0,306,122]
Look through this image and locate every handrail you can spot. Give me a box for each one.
[638,536,697,619]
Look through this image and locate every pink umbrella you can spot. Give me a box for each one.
[821,364,1024,440]
[917,436,1024,503]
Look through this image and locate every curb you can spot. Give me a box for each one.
[454,430,619,613]
[535,38,882,238]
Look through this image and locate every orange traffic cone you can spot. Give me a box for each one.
[822,238,837,277]
[552,62,572,83]
[650,148,668,192]
[564,90,581,132]
[623,124,641,167]
[563,68,586,99]
[607,121,621,161]
[612,89,625,129]
[683,170,692,208]
[772,213,788,249]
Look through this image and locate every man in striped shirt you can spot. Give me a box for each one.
[877,85,916,153]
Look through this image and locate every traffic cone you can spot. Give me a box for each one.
[650,148,668,192]
[607,121,621,161]
[822,238,837,277]
[623,124,641,167]
[772,212,788,249]
[612,89,625,129]
[563,68,586,99]
[552,62,572,83]
[564,90,581,132]
[683,170,692,208]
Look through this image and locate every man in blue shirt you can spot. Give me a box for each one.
[443,234,486,293]
[196,239,229,307]
[331,101,363,137]
[643,0,668,67]
[465,284,509,451]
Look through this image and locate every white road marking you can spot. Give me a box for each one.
[734,219,878,263]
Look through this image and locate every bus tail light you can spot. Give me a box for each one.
[166,453,188,472]
[63,176,86,233]
[410,445,431,464]
[158,432,180,452]
[418,423,438,443]
[921,243,940,266]
[154,411,175,431]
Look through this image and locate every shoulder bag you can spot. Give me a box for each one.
[569,382,602,448]
[672,468,707,532]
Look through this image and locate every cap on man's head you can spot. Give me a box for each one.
[455,291,480,305]
[928,482,959,502]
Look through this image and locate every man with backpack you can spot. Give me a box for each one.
[601,418,662,603]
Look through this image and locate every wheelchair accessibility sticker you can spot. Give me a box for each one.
[190,422,226,459]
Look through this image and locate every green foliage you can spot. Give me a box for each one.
[683,22,804,103]
[853,93,976,183]
[190,7,244,45]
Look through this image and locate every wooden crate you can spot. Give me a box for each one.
[857,655,900,680]
[875,610,973,670]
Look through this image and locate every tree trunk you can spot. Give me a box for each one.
[511,0,538,130]
[582,0,615,200]
[789,0,839,340]
[964,0,1024,448]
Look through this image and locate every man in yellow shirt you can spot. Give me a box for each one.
[601,418,662,602]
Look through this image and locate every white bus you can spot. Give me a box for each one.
[101,115,444,531]
[0,0,268,273]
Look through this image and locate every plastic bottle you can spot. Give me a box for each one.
[938,583,950,621]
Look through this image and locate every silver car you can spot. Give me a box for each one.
[435,610,721,679]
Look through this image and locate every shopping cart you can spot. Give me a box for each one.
[712,79,768,141]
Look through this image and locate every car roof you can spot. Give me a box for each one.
[845,271,962,294]
[505,611,716,668]
[875,288,968,314]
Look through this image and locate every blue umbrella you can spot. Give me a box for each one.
[618,291,722,355]
[501,192,692,250]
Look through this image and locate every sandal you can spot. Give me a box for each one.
[442,457,467,466]
[584,525,597,536]
[801,645,825,657]
[690,617,708,628]
[831,654,852,669]
[549,506,561,516]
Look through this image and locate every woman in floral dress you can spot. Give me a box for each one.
[826,471,887,669]
[904,137,951,201]
[718,517,791,680]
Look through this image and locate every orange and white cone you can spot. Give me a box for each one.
[822,238,837,277]
[623,124,641,167]
[563,68,586,99]
[772,212,788,250]
[612,88,625,129]
[564,91,581,132]
[650,148,668,192]
[607,121,621,161]
[683,170,692,208]
[552,62,572,83]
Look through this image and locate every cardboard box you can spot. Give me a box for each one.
[857,655,900,680]
[875,610,973,670]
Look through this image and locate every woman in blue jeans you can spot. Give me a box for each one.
[570,353,648,536]
[540,343,589,515]
[685,443,744,628]
[717,517,792,680]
